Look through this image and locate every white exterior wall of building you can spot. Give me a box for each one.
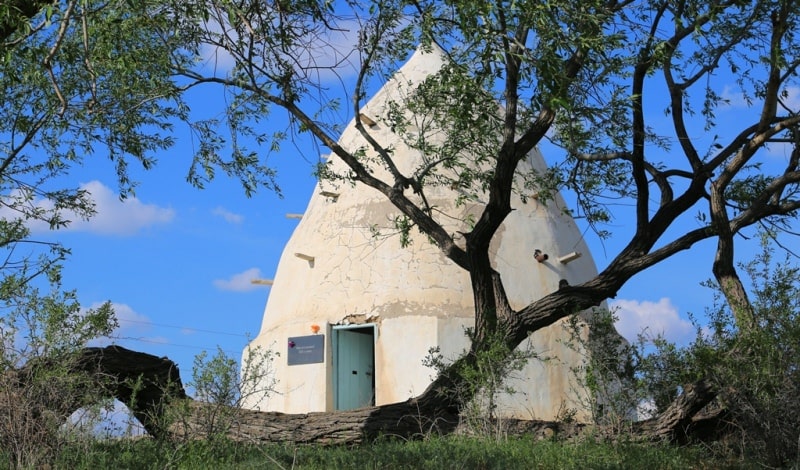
[244,46,603,421]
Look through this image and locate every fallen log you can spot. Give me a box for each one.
[172,400,594,445]
[634,379,719,443]
[172,396,460,444]
[173,379,721,445]
[9,346,724,446]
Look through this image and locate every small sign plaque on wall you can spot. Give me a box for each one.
[287,334,325,365]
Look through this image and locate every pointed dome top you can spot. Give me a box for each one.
[357,44,448,119]
[394,43,448,82]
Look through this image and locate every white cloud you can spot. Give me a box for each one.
[781,86,800,110]
[719,84,750,109]
[213,267,264,292]
[765,86,800,158]
[290,20,360,80]
[198,16,360,80]
[198,18,238,74]
[110,303,153,333]
[720,85,800,111]
[86,302,155,347]
[6,180,174,236]
[611,297,694,345]
[212,206,244,224]
[715,86,800,158]
[73,181,174,235]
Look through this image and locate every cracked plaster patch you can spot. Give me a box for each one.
[336,313,381,326]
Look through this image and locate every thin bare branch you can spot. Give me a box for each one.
[42,0,78,117]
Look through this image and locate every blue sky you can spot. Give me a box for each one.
[35,131,320,376]
[18,35,800,395]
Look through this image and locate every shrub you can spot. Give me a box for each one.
[423,327,537,439]
[629,238,800,465]
[188,344,279,439]
[0,263,116,468]
[690,242,800,465]
[561,308,641,429]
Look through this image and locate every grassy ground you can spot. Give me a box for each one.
[48,436,744,469]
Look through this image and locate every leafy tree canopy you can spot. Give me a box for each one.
[159,0,800,340]
[3,0,799,415]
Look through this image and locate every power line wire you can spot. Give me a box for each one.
[107,335,246,357]
[117,318,254,338]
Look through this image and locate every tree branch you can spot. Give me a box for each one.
[0,0,54,44]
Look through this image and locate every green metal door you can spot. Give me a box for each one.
[335,327,375,410]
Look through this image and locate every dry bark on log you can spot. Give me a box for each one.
[8,346,725,446]
[173,400,593,445]
[167,376,722,445]
[177,395,723,446]
[173,397,460,444]
[173,380,720,445]
[635,379,718,443]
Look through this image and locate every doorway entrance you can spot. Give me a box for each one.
[332,325,375,410]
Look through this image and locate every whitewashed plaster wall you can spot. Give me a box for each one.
[244,46,604,420]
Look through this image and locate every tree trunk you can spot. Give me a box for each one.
[635,379,718,444]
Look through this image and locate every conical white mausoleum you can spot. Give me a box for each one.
[244,46,605,420]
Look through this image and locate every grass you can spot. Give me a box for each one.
[46,435,742,470]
